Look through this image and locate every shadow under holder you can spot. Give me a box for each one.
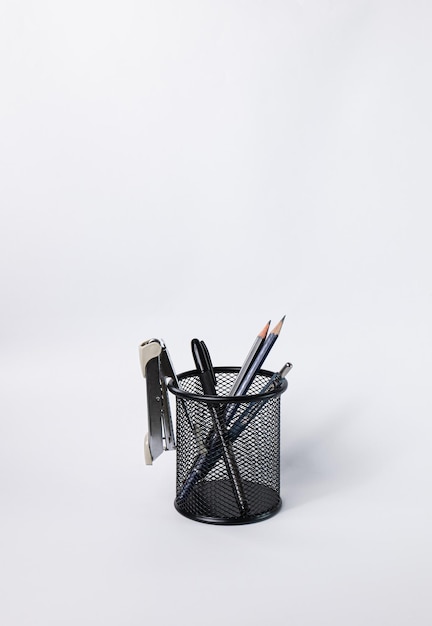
[139,340,290,525]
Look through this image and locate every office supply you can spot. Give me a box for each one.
[170,365,288,523]
[139,338,206,462]
[224,316,286,425]
[176,318,286,505]
[200,340,217,387]
[191,339,250,516]
[139,338,176,464]
[229,320,270,396]
[175,362,292,501]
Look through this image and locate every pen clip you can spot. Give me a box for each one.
[139,338,176,465]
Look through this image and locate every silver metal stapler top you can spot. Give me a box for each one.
[139,338,177,465]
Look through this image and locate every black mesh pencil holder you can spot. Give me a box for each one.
[168,367,288,525]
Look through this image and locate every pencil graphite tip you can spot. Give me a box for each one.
[258,320,271,339]
[270,315,286,336]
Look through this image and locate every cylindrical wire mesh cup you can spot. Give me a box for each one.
[168,367,288,525]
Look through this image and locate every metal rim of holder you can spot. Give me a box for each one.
[167,366,288,403]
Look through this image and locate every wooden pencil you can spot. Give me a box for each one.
[229,320,270,396]
[225,316,286,424]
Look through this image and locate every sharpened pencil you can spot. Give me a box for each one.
[224,316,286,424]
[229,320,270,396]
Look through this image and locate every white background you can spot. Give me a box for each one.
[1,1,431,624]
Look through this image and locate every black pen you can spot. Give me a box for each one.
[191,339,249,516]
[197,340,217,388]
[189,340,220,460]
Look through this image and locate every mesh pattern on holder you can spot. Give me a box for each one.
[169,368,286,525]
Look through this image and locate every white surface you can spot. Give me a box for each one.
[1,1,431,625]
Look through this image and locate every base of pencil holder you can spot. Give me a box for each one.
[174,481,282,525]
[168,367,287,526]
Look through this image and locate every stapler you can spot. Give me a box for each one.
[139,338,177,465]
